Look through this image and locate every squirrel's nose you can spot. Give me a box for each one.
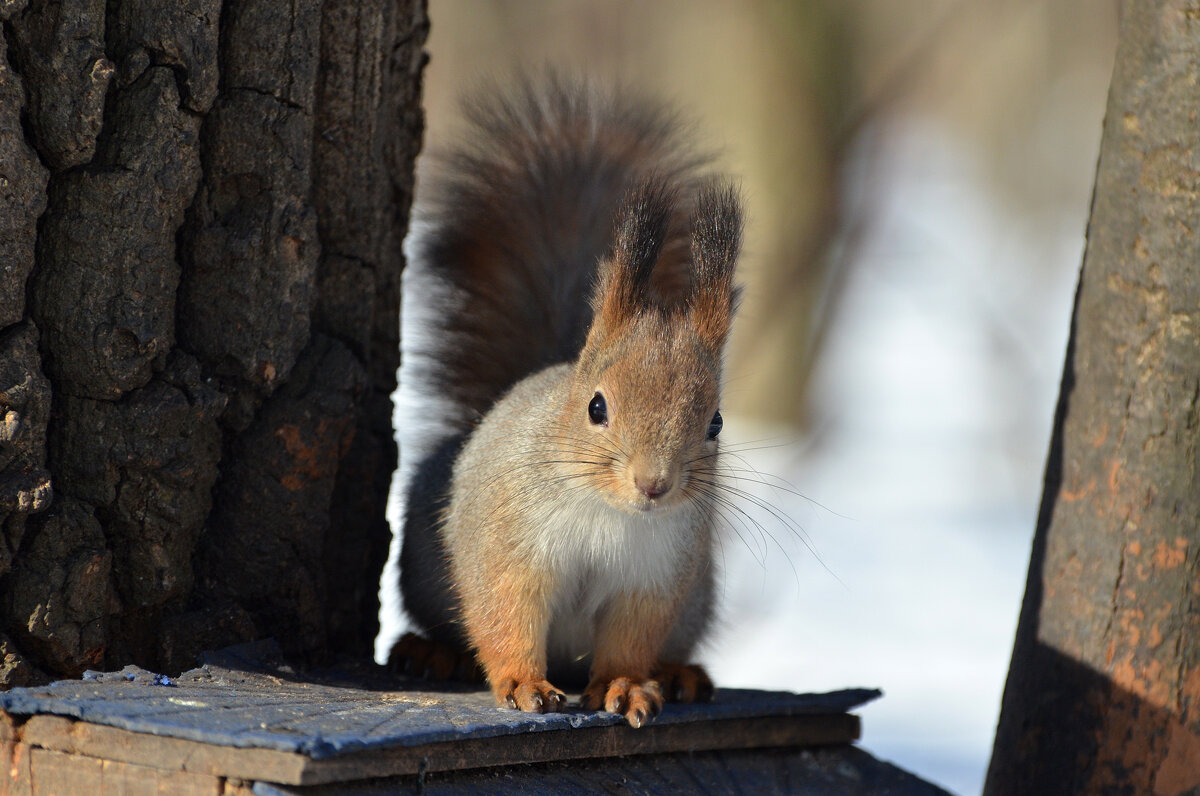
[634,474,672,499]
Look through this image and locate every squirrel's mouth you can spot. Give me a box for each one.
[597,489,679,516]
[593,472,689,515]
[631,488,686,515]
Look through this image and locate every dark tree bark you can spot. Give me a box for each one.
[0,0,427,684]
[987,2,1200,793]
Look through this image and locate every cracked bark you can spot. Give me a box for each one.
[0,0,427,683]
[986,2,1200,793]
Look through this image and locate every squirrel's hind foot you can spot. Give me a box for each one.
[652,662,715,703]
[388,632,483,682]
[581,676,664,729]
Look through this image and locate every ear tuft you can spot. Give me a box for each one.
[689,178,743,346]
[593,176,678,326]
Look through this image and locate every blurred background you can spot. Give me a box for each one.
[381,2,1120,793]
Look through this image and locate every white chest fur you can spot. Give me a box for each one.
[521,492,699,669]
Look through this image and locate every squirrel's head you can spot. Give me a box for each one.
[564,177,743,514]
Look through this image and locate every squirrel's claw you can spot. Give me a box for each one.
[496,678,567,714]
[582,676,664,728]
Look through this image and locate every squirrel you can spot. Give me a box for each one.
[389,74,743,729]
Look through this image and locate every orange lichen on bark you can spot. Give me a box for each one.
[1152,539,1187,570]
[1183,667,1200,723]
[1091,664,1200,794]
[1148,623,1163,648]
[1088,691,1164,793]
[274,420,352,491]
[280,474,304,491]
[1108,459,1123,494]
[1152,720,1200,795]
[1061,478,1095,502]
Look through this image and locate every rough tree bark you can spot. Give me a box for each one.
[986,2,1200,793]
[0,0,427,684]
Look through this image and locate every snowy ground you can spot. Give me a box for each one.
[378,117,1083,796]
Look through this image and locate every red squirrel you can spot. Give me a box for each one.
[390,75,742,728]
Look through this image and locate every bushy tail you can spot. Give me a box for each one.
[400,74,712,440]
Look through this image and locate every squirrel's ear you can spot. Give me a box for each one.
[593,176,676,328]
[688,179,743,347]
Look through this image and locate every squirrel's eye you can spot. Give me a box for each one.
[707,410,723,439]
[588,392,608,426]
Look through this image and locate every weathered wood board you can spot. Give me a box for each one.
[0,642,945,794]
[0,643,879,760]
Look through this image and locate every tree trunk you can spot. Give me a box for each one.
[986,2,1200,793]
[0,0,427,684]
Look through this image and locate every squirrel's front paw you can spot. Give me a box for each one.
[582,677,663,728]
[494,678,567,714]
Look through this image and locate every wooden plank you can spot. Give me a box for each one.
[27,748,223,796]
[23,716,307,785]
[27,748,101,796]
[17,709,857,787]
[0,737,32,796]
[97,755,224,796]
[297,712,860,786]
[0,712,18,742]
